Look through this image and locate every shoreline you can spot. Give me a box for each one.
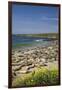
[12,40,59,75]
[12,40,58,51]
[12,40,59,87]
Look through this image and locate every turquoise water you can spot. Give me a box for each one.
[12,35,53,48]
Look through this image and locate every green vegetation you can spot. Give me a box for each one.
[14,43,32,47]
[12,43,33,48]
[12,67,59,87]
[14,33,58,39]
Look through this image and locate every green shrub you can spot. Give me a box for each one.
[12,67,59,87]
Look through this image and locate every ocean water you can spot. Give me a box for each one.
[12,35,53,49]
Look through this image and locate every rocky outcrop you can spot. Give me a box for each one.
[12,40,59,80]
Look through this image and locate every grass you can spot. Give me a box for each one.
[12,67,59,87]
[12,43,33,48]
[15,33,58,39]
